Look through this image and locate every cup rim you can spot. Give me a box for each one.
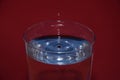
[23,19,96,44]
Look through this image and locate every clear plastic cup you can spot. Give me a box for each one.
[23,20,95,80]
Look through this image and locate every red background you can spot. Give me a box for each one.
[0,0,120,80]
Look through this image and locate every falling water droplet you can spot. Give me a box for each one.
[57,12,60,17]
[57,12,61,22]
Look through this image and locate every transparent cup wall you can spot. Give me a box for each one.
[23,20,95,80]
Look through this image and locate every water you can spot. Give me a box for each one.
[26,36,92,80]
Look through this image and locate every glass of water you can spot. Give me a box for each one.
[23,20,95,80]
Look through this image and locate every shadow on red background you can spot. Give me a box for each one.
[0,0,120,80]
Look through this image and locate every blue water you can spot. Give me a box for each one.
[26,36,92,65]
